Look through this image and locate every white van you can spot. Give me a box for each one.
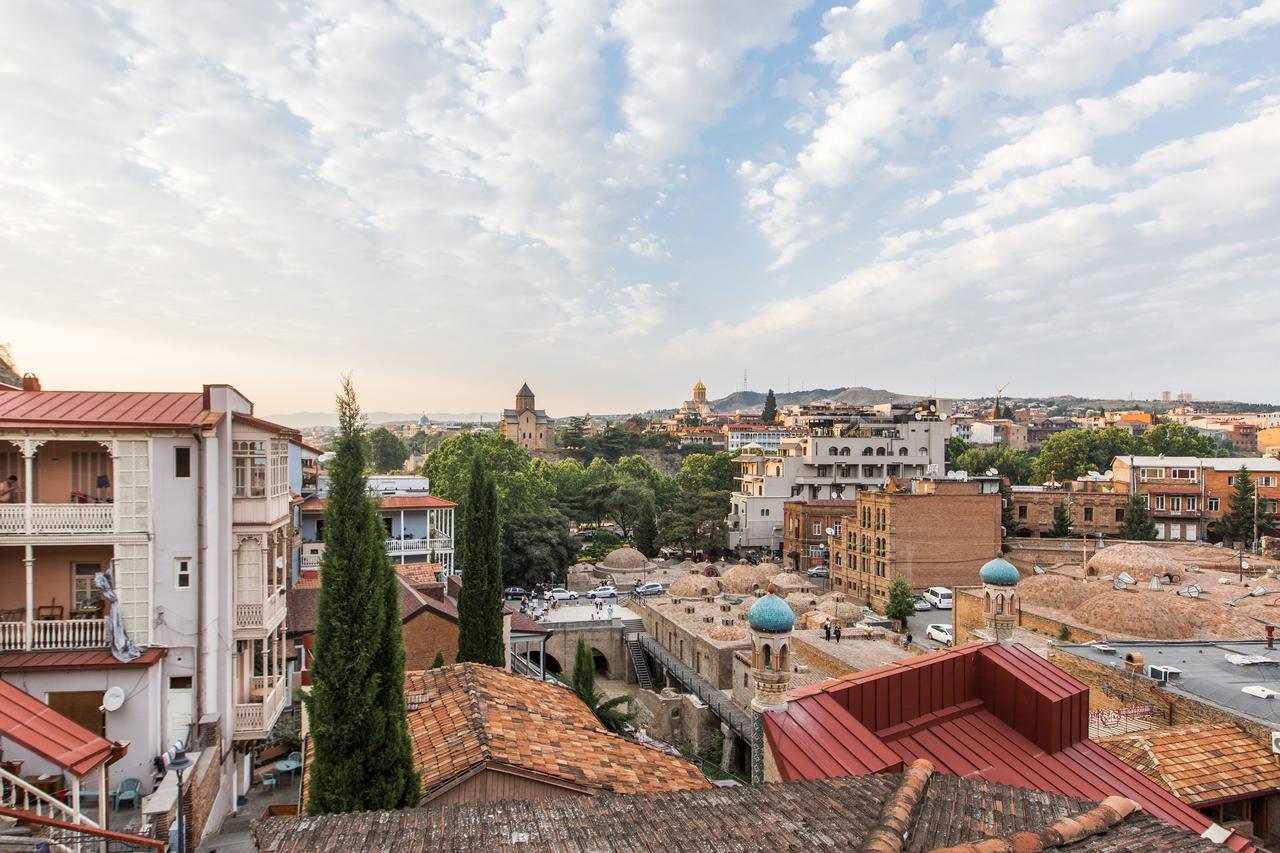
[922,587,953,609]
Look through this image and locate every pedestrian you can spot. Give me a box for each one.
[834,623,842,643]
[0,475,15,503]
[607,604,614,620]
[905,632,913,649]
[823,619,831,642]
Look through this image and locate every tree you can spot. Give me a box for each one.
[456,455,505,667]
[1118,494,1158,540]
[999,478,1016,546]
[885,577,915,625]
[1049,504,1073,538]
[952,446,1034,485]
[1077,427,1136,474]
[421,431,531,542]
[367,426,409,473]
[761,389,778,424]
[946,436,970,463]
[1138,422,1221,457]
[558,417,587,451]
[568,638,635,734]
[610,479,655,539]
[305,378,418,815]
[1034,432,1088,484]
[634,502,658,557]
[1219,467,1261,546]
[430,650,445,669]
[501,509,576,589]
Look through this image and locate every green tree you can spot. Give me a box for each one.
[999,478,1016,545]
[306,378,418,815]
[558,417,587,450]
[1049,504,1073,538]
[946,436,970,463]
[675,451,735,494]
[1034,432,1088,483]
[367,426,409,473]
[1219,467,1261,545]
[1138,422,1221,457]
[952,446,1034,485]
[634,502,659,557]
[610,479,655,539]
[568,638,635,734]
[430,650,445,669]
[597,423,632,462]
[422,431,532,541]
[1077,427,1136,474]
[1117,494,1157,540]
[501,509,576,588]
[456,455,505,667]
[761,389,778,424]
[885,577,915,625]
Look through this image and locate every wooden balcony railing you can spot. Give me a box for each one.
[0,504,114,535]
[0,618,107,652]
[233,674,286,739]
[234,589,286,634]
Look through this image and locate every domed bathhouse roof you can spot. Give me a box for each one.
[980,557,1021,586]
[748,585,795,634]
[597,547,653,571]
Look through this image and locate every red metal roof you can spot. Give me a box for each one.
[0,648,166,672]
[0,679,126,777]
[766,642,1250,851]
[299,495,457,512]
[0,389,205,429]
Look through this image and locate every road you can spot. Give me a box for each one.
[906,606,954,650]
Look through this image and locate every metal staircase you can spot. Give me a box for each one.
[622,619,655,691]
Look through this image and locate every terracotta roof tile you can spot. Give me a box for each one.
[405,663,709,799]
[1097,723,1280,805]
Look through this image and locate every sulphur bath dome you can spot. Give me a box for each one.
[979,557,1020,586]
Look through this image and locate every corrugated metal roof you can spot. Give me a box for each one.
[299,495,457,513]
[0,678,124,777]
[0,389,205,429]
[0,648,165,671]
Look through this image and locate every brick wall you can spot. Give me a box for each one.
[789,635,858,678]
[402,609,459,669]
[955,587,1103,644]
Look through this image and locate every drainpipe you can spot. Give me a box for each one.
[190,427,206,736]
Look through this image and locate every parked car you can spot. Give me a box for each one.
[922,587,953,609]
[586,584,618,599]
[635,582,664,596]
[913,597,933,611]
[503,586,530,600]
[807,566,829,578]
[543,587,578,601]
[925,624,954,646]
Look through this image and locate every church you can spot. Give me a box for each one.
[501,383,553,451]
[675,378,712,423]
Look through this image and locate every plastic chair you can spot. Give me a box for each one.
[112,778,141,811]
[286,752,302,781]
[260,772,278,792]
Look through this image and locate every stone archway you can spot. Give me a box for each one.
[526,649,563,675]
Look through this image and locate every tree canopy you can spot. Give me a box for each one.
[761,389,778,424]
[367,426,409,473]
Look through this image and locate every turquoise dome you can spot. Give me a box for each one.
[980,557,1020,586]
[748,593,794,633]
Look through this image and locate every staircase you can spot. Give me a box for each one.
[622,619,655,691]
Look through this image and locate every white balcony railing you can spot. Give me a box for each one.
[0,503,114,535]
[234,589,286,633]
[234,674,286,739]
[0,619,107,652]
[301,537,454,567]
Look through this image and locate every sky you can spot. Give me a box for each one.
[2,0,1279,417]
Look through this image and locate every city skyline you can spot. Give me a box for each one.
[4,1,1279,413]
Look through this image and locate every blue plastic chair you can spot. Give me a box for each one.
[260,771,278,792]
[112,777,141,811]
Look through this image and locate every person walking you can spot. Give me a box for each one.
[904,632,913,650]
[823,619,832,642]
[607,604,614,620]
[834,623,842,643]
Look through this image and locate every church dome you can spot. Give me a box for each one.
[980,557,1020,586]
[694,379,706,391]
[748,585,794,633]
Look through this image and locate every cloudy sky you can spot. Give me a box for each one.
[2,0,1278,416]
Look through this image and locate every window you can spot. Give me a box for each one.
[233,440,267,497]
[174,446,191,479]
[1170,468,1196,481]
[1154,495,1166,510]
[812,522,821,537]
[72,563,102,612]
[1208,497,1220,512]
[1115,508,1125,521]
[899,447,908,456]
[1185,496,1197,511]
[46,692,105,737]
[1140,468,1165,481]
[1084,507,1094,522]
[1227,476,1236,486]
[176,558,193,590]
[1259,476,1278,488]
[269,440,288,496]
[315,519,325,541]
[1018,505,1027,519]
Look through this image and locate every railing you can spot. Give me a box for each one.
[301,537,454,567]
[0,806,164,852]
[234,589,286,632]
[0,503,114,535]
[0,764,99,831]
[0,621,24,651]
[31,619,107,650]
[234,674,286,739]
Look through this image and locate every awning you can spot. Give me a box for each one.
[0,679,127,777]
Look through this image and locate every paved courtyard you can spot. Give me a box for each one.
[196,775,300,853]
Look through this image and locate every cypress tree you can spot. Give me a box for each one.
[1220,467,1258,545]
[306,378,419,815]
[430,650,445,669]
[456,455,505,667]
[761,389,778,424]
[1050,504,1073,538]
[634,501,658,558]
[1118,493,1157,540]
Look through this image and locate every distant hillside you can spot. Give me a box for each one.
[710,386,927,414]
[265,411,501,429]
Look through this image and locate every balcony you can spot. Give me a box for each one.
[300,537,454,568]
[0,504,114,536]
[234,588,287,638]
[0,618,108,652]
[233,674,287,741]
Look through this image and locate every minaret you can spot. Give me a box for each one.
[747,583,794,782]
[979,556,1021,643]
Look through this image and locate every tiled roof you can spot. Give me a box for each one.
[287,575,452,636]
[405,663,709,800]
[254,760,1218,852]
[395,563,443,587]
[0,679,127,777]
[0,647,165,672]
[1098,723,1280,806]
[0,388,205,429]
[299,494,456,512]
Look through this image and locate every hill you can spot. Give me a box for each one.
[264,411,500,429]
[709,385,926,414]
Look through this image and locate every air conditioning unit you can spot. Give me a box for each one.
[1147,665,1182,683]
[1272,732,1280,755]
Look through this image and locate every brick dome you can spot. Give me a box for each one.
[1086,544,1181,581]
[598,547,652,571]
[669,574,721,598]
[1072,592,1195,639]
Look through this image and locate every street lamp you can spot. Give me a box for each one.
[170,748,193,853]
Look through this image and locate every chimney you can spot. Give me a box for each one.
[1268,625,1275,650]
[21,373,40,392]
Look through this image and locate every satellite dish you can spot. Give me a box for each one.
[824,527,835,536]
[103,686,126,712]
[1033,565,1045,575]
[914,412,922,420]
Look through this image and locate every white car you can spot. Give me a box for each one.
[543,587,578,601]
[586,585,618,599]
[922,587,953,609]
[925,624,954,646]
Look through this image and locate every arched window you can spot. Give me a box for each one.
[828,447,839,456]
[779,643,790,671]
[762,644,772,668]
[840,447,851,456]
[996,594,1004,614]
[862,447,873,456]
[919,447,928,456]
[875,447,886,457]
[898,447,908,456]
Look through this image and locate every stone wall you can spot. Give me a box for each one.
[543,624,627,681]
[955,587,1103,644]
[789,635,859,678]
[632,687,718,753]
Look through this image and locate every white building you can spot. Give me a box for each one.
[728,415,948,553]
[723,424,806,453]
[0,381,294,838]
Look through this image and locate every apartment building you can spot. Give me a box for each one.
[728,411,947,554]
[0,380,293,833]
[1010,482,1131,538]
[1112,455,1280,541]
[829,478,1000,608]
[299,487,456,573]
[968,419,1028,450]
[781,499,856,572]
[722,423,805,453]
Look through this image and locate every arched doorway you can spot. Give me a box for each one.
[591,647,611,678]
[525,650,563,675]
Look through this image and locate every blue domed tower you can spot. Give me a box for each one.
[748,584,794,782]
[980,557,1020,642]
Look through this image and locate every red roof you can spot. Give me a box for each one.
[0,648,166,672]
[299,495,456,512]
[766,643,1250,851]
[0,389,205,429]
[232,412,297,436]
[0,679,126,777]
